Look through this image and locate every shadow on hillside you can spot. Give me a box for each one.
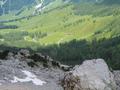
[0,25,18,29]
[37,36,120,70]
[0,45,32,53]
[0,36,120,70]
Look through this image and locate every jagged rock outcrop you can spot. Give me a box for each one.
[61,59,116,90]
[0,49,119,90]
[0,58,64,90]
[30,53,71,71]
[0,49,65,90]
[0,49,71,71]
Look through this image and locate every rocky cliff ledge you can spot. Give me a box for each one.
[0,49,119,90]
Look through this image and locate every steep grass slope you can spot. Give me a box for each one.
[0,3,120,49]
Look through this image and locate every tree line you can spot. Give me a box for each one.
[37,36,120,70]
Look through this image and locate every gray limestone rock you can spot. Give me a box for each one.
[61,59,116,90]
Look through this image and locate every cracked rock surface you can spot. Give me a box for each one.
[0,50,119,90]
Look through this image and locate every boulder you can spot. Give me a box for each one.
[60,64,72,71]
[6,52,15,60]
[19,49,30,57]
[61,59,116,90]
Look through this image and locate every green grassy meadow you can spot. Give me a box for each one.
[0,3,120,49]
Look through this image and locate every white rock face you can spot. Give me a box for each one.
[11,70,46,86]
[62,59,116,90]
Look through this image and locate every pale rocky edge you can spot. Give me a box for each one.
[0,49,119,90]
[61,59,118,90]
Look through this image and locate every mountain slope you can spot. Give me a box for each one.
[0,3,120,46]
[0,1,120,69]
